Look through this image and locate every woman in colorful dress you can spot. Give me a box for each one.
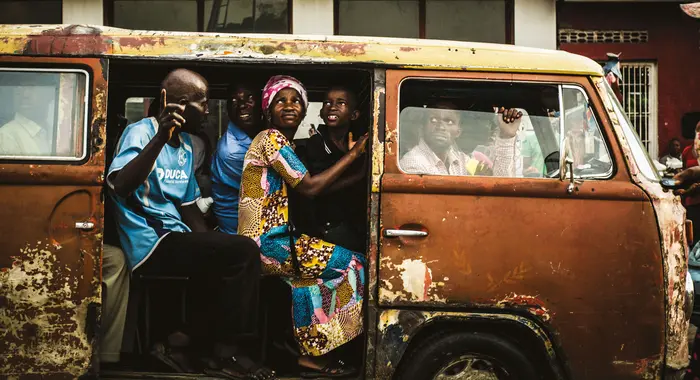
[237,75,368,377]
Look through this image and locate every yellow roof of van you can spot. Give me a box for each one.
[0,24,604,76]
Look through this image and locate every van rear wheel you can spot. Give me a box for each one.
[397,331,539,380]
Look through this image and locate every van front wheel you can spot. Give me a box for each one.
[396,331,539,380]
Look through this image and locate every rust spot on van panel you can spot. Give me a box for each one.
[330,42,366,56]
[39,25,103,37]
[24,35,110,56]
[0,242,98,376]
[495,293,551,322]
[612,356,662,379]
[371,80,385,194]
[119,37,166,50]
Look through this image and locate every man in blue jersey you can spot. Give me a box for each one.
[108,69,274,379]
[211,82,261,233]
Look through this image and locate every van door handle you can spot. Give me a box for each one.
[75,221,95,230]
[384,229,428,238]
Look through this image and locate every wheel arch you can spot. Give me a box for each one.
[375,309,567,380]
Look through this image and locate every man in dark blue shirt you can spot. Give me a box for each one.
[211,83,262,233]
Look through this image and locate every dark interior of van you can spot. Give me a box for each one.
[101,60,374,378]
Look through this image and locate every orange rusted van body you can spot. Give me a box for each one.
[0,25,691,379]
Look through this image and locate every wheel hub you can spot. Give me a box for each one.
[433,354,510,380]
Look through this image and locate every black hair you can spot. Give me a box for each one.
[425,99,459,110]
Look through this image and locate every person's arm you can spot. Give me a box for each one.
[675,166,700,185]
[257,130,368,199]
[322,155,367,194]
[109,101,186,197]
[491,108,523,177]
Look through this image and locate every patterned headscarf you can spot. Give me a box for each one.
[261,75,309,114]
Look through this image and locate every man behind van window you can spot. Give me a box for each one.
[211,83,261,234]
[0,86,51,156]
[400,101,524,177]
[108,70,272,378]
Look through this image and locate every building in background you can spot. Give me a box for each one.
[0,0,556,49]
[558,2,700,160]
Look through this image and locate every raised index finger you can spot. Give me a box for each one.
[162,103,186,115]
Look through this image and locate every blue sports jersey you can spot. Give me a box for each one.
[108,117,201,269]
[211,121,252,234]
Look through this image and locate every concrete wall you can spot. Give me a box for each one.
[57,0,557,50]
[514,0,556,49]
[426,0,506,43]
[292,0,333,35]
[63,0,103,25]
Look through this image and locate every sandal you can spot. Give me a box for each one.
[150,342,196,373]
[300,359,357,378]
[203,355,277,380]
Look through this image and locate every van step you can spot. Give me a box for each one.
[101,371,299,380]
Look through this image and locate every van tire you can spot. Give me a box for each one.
[395,331,539,380]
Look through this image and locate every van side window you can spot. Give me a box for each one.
[397,79,613,178]
[0,69,88,161]
[561,86,613,179]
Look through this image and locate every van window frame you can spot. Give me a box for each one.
[395,76,616,180]
[0,66,91,163]
[559,84,615,180]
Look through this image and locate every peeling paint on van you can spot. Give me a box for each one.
[379,257,447,303]
[612,356,662,380]
[0,25,604,76]
[0,242,98,377]
[495,293,552,322]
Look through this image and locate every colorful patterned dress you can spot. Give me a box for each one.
[238,129,365,356]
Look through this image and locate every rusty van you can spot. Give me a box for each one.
[0,24,693,380]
